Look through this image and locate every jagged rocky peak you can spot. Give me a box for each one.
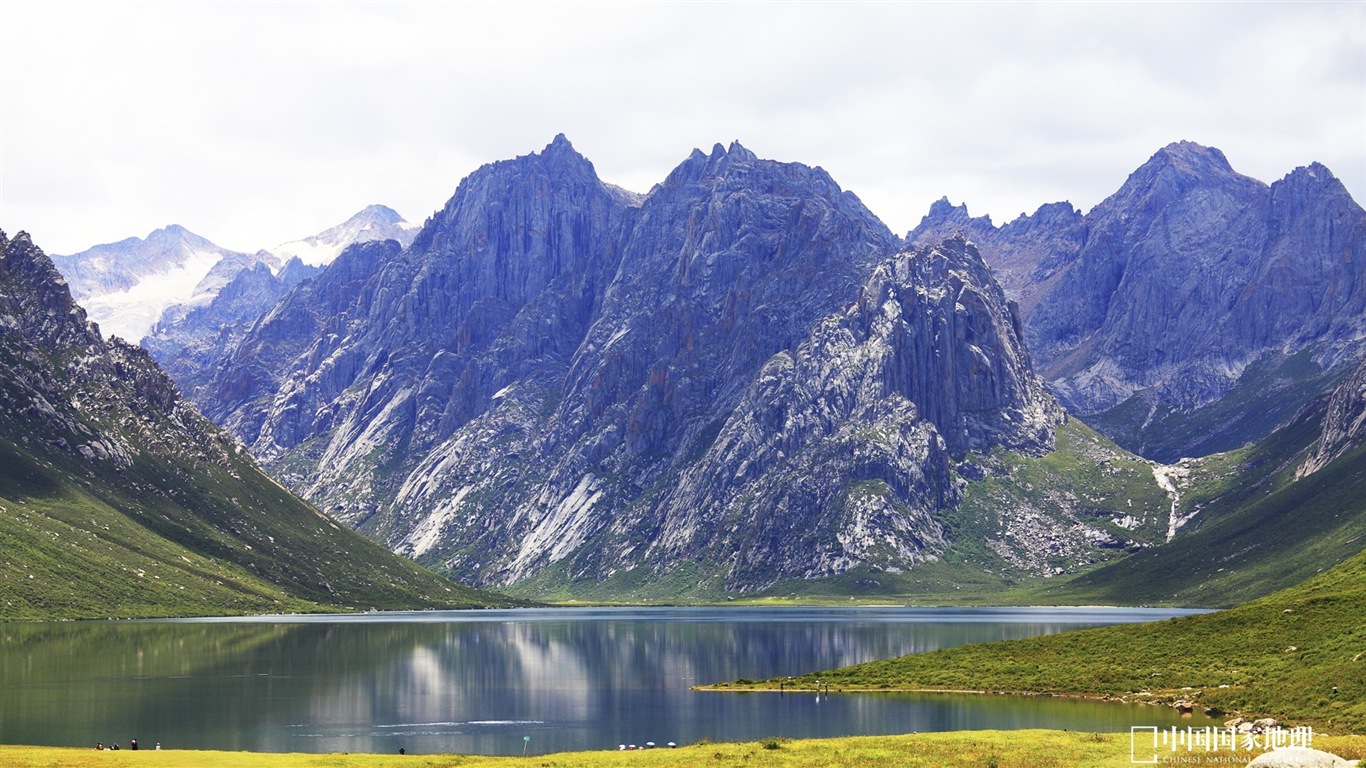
[1097,140,1264,220]
[1270,162,1358,223]
[204,134,639,482]
[1106,143,1245,208]
[661,140,792,189]
[1145,140,1236,176]
[1000,201,1083,234]
[916,196,993,232]
[543,132,596,168]
[857,236,1059,455]
[276,255,317,286]
[1,230,101,350]
[409,133,624,256]
[272,203,418,267]
[552,141,897,457]
[355,203,405,224]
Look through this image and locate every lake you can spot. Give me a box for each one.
[0,606,1218,755]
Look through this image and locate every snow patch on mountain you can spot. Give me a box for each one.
[52,206,416,349]
[79,247,223,341]
[272,204,418,267]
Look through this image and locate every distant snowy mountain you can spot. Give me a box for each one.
[50,225,268,342]
[271,204,418,266]
[49,206,417,345]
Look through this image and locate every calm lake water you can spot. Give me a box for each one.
[0,606,1218,755]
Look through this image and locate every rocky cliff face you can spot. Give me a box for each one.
[625,237,1060,590]
[196,138,1065,595]
[205,135,639,529]
[1299,359,1366,477]
[909,142,1366,461]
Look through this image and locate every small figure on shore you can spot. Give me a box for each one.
[111,743,120,750]
[155,743,161,750]
[96,742,104,750]
[130,739,138,750]
[398,747,405,755]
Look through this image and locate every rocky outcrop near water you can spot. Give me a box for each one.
[1245,747,1360,768]
[909,142,1366,461]
[194,138,1068,594]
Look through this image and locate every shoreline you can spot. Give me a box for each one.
[2,730,1361,767]
[693,683,1360,737]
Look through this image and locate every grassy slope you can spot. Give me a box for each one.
[1038,402,1366,608]
[0,428,525,620]
[712,546,1366,733]
[1,733,1362,768]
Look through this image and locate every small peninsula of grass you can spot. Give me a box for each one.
[3,732,1361,768]
[706,548,1366,733]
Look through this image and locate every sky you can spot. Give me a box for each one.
[2,1,1363,256]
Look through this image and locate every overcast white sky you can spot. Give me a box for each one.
[2,1,1363,256]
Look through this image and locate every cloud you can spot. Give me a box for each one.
[2,1,1362,254]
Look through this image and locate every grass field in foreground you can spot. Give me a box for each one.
[2,732,1361,768]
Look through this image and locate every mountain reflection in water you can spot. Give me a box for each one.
[0,606,1216,755]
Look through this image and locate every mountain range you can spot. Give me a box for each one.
[907,141,1366,461]
[26,135,1366,608]
[180,138,1106,596]
[121,135,1356,602]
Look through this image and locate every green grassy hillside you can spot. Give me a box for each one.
[0,431,523,620]
[712,544,1366,732]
